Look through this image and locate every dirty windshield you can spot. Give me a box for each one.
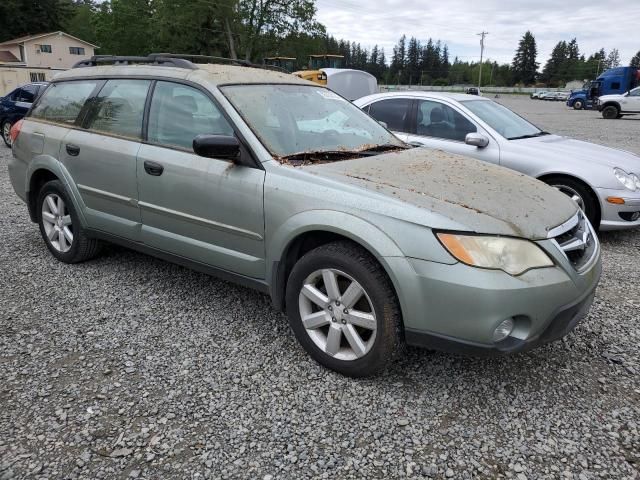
[220,84,406,162]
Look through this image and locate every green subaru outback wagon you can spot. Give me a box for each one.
[8,54,601,376]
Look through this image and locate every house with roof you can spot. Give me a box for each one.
[0,31,97,69]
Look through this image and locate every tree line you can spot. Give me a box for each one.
[0,0,638,87]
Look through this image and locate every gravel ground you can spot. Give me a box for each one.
[1,113,639,480]
[495,95,640,155]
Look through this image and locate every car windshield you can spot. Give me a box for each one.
[461,99,548,140]
[220,84,405,161]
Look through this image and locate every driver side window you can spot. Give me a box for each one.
[416,100,477,142]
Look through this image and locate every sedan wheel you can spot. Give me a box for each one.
[41,193,74,253]
[298,268,377,361]
[552,184,585,211]
[2,121,12,147]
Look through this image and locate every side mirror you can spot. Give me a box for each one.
[193,134,240,161]
[465,132,489,148]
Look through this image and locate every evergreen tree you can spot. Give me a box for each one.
[631,50,640,68]
[605,48,621,69]
[512,31,539,85]
[406,37,421,85]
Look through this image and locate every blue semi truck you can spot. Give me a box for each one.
[566,66,640,110]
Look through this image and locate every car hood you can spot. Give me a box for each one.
[300,148,578,240]
[597,93,624,102]
[508,134,640,173]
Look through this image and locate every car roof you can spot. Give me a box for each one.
[52,63,313,87]
[355,90,491,104]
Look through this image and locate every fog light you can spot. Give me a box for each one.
[493,318,515,342]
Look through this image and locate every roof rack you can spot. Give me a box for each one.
[72,53,290,74]
[73,54,197,69]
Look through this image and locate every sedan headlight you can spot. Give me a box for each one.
[614,168,638,191]
[437,233,553,276]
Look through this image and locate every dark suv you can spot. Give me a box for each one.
[1,82,48,147]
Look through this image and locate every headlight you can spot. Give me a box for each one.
[614,168,637,191]
[437,233,553,276]
[633,173,640,190]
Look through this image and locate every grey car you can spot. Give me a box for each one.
[355,91,640,230]
[8,55,601,376]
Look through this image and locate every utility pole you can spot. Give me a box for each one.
[477,31,488,88]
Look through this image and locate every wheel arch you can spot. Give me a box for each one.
[267,212,405,315]
[600,101,621,112]
[27,168,60,222]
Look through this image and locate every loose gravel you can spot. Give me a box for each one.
[1,111,639,480]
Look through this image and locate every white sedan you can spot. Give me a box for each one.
[354,91,640,230]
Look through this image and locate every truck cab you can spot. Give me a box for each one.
[566,66,640,110]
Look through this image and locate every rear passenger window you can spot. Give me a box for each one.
[367,98,411,132]
[85,79,150,139]
[30,81,98,125]
[147,81,234,151]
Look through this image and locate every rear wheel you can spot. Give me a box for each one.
[545,176,600,228]
[2,120,12,147]
[37,180,101,263]
[572,100,583,110]
[285,241,402,377]
[601,105,619,119]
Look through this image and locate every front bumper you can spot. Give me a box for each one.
[385,239,601,356]
[596,187,640,230]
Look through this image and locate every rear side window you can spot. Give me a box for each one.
[30,81,98,125]
[147,81,233,151]
[85,79,150,139]
[368,98,411,132]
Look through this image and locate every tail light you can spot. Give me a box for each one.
[10,119,23,144]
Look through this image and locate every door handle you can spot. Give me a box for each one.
[144,160,164,176]
[66,143,80,156]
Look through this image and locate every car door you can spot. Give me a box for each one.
[405,99,501,166]
[364,97,413,142]
[59,78,151,241]
[136,80,266,279]
[622,88,640,112]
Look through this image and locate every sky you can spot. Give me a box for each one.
[314,0,639,67]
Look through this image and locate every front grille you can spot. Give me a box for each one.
[549,212,598,272]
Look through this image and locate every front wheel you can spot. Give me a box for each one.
[2,120,12,147]
[285,241,402,377]
[546,176,600,228]
[37,180,101,263]
[572,100,583,110]
[601,105,619,119]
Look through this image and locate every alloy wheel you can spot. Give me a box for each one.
[553,184,585,211]
[298,268,377,361]
[2,122,11,146]
[41,194,74,253]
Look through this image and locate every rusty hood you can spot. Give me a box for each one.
[300,148,578,240]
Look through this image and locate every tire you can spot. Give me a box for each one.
[285,241,402,377]
[601,105,619,119]
[544,176,600,228]
[572,100,583,110]
[37,180,101,263]
[2,120,12,147]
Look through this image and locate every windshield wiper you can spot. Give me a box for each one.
[358,143,409,153]
[280,144,407,162]
[507,131,550,140]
